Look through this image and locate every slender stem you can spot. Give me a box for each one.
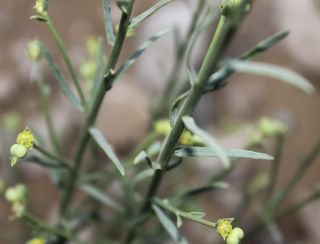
[46,17,87,110]
[267,140,320,211]
[153,198,216,228]
[152,0,205,120]
[267,135,285,198]
[35,72,61,154]
[33,144,70,168]
[124,13,241,242]
[59,0,136,217]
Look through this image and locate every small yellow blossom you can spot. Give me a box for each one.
[27,237,46,244]
[217,219,233,240]
[154,119,171,136]
[17,128,35,149]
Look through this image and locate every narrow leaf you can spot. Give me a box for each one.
[38,42,82,110]
[182,116,230,168]
[80,184,122,212]
[176,213,183,228]
[228,60,315,94]
[115,29,170,81]
[174,147,274,160]
[169,91,190,127]
[89,128,125,176]
[152,204,188,244]
[103,0,115,46]
[130,0,172,28]
[134,151,148,165]
[240,31,290,60]
[180,182,229,199]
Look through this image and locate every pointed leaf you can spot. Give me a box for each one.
[130,0,172,29]
[103,0,115,46]
[176,213,183,228]
[38,42,82,110]
[89,128,125,176]
[182,116,230,168]
[169,91,191,127]
[180,182,229,199]
[174,146,274,160]
[80,184,122,212]
[240,31,290,60]
[228,60,315,94]
[134,151,148,165]
[115,29,170,81]
[152,204,188,244]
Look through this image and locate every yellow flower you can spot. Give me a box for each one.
[154,119,171,136]
[27,237,46,244]
[217,219,233,240]
[17,128,35,149]
[34,0,48,16]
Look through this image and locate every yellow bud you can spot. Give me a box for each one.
[226,234,239,244]
[34,0,48,16]
[27,40,42,62]
[259,117,287,137]
[231,227,244,239]
[27,238,46,244]
[154,119,171,136]
[179,131,193,145]
[80,61,96,81]
[5,184,27,203]
[10,144,28,159]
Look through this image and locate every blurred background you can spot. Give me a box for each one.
[0,0,319,243]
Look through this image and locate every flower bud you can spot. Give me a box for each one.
[179,131,193,145]
[27,40,42,62]
[5,184,27,203]
[231,227,244,239]
[217,219,233,240]
[154,119,171,136]
[10,144,28,159]
[27,237,46,244]
[16,128,35,149]
[226,234,239,244]
[34,0,48,16]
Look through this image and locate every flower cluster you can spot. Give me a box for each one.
[5,184,27,218]
[34,0,48,16]
[10,128,35,167]
[217,219,244,244]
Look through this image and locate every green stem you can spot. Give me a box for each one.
[267,140,320,211]
[267,135,285,198]
[35,73,61,154]
[124,13,241,243]
[46,17,87,111]
[22,212,75,240]
[152,0,205,120]
[33,144,70,168]
[153,198,216,228]
[59,0,136,217]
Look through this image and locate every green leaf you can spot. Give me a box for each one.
[180,182,229,199]
[38,42,82,110]
[90,38,105,104]
[174,146,274,160]
[115,29,170,81]
[152,204,188,244]
[182,116,230,168]
[80,184,122,212]
[89,128,125,176]
[129,0,172,29]
[134,151,148,165]
[228,60,315,94]
[132,168,155,185]
[103,0,115,46]
[169,91,191,128]
[240,31,290,60]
